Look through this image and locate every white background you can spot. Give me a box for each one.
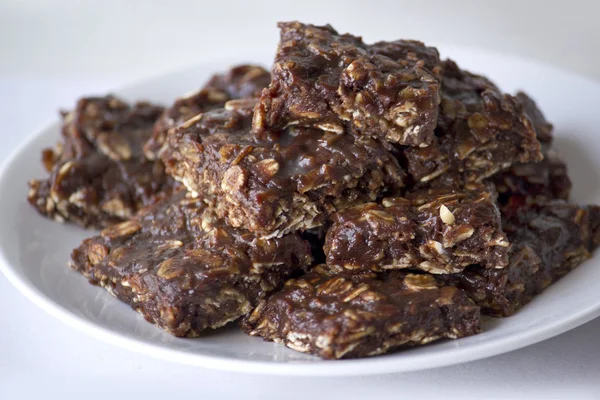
[2,1,600,399]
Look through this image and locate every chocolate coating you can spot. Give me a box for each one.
[145,65,270,160]
[403,60,543,184]
[253,22,442,146]
[28,96,177,228]
[70,190,312,337]
[243,264,480,359]
[162,103,405,237]
[325,185,508,273]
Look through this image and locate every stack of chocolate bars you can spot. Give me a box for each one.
[28,22,600,359]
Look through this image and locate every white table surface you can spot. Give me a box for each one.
[2,1,600,399]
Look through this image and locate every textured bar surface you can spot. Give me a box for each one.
[324,185,509,273]
[437,201,600,316]
[403,60,543,184]
[28,96,177,228]
[70,190,312,337]
[144,65,270,159]
[253,22,442,146]
[162,102,404,237]
[242,264,480,359]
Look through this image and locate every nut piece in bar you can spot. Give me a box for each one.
[145,65,270,160]
[28,96,177,229]
[493,147,571,208]
[242,264,481,359]
[162,102,405,237]
[403,60,543,184]
[70,190,312,337]
[324,185,509,274]
[253,22,442,146]
[437,200,600,316]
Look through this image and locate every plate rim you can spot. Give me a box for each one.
[2,48,600,376]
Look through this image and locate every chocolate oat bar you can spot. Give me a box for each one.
[70,190,312,337]
[144,65,270,160]
[253,22,442,146]
[300,226,328,265]
[28,96,177,229]
[437,200,600,316]
[242,264,480,359]
[162,102,404,237]
[403,60,543,184]
[324,185,509,274]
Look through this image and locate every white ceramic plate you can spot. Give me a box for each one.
[2,47,600,376]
